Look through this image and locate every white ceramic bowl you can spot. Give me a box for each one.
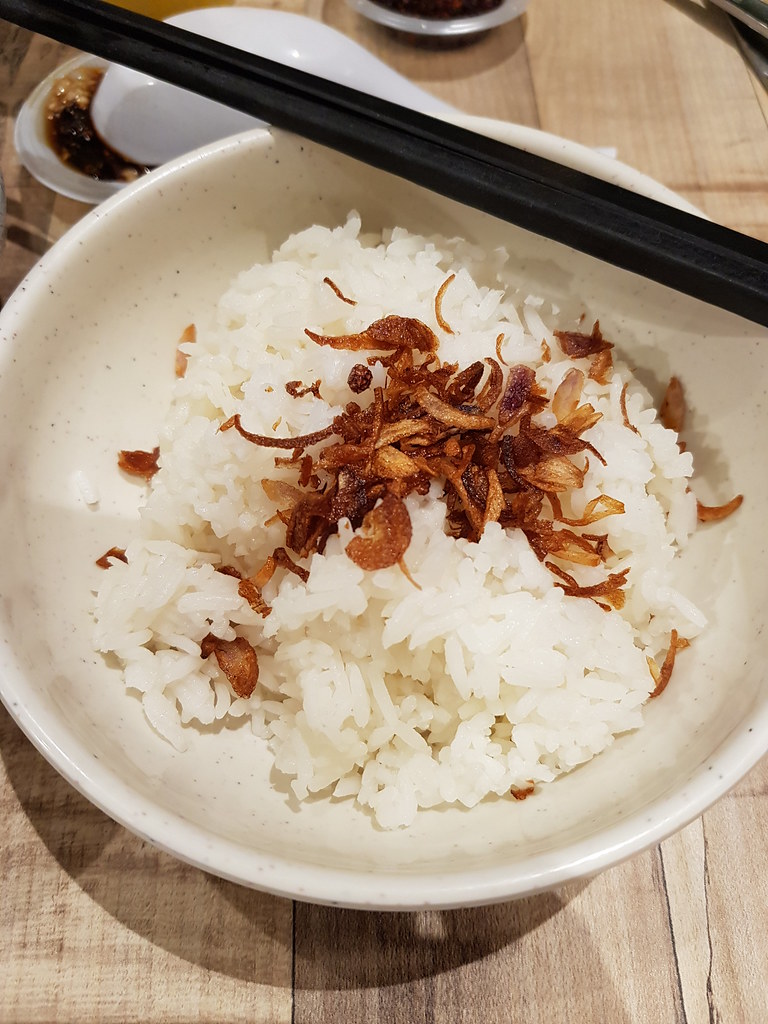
[1,120,766,909]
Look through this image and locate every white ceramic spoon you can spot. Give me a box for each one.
[90,7,458,167]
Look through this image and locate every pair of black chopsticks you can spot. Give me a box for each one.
[4,0,768,327]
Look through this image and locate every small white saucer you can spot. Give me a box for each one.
[16,9,459,204]
[14,55,126,206]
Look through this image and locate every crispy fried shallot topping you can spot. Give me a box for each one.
[558,494,625,527]
[497,365,548,428]
[546,562,629,610]
[435,274,455,335]
[222,306,631,607]
[237,578,271,617]
[118,446,160,480]
[286,379,322,400]
[305,315,438,354]
[346,493,413,570]
[588,347,613,385]
[648,630,691,698]
[511,784,535,801]
[201,633,259,698]
[554,319,610,359]
[659,376,741,521]
[175,323,196,378]
[696,495,743,522]
[220,414,335,450]
[270,546,310,583]
[552,368,584,422]
[216,564,242,578]
[323,276,356,305]
[495,333,508,366]
[114,304,748,708]
[660,376,686,433]
[620,382,640,436]
[95,546,127,568]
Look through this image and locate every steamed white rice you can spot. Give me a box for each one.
[93,214,704,829]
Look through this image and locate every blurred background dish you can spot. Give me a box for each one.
[15,8,457,203]
[103,0,232,16]
[347,0,528,39]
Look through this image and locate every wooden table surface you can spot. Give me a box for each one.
[1,1,767,1020]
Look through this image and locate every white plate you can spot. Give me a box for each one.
[14,56,125,205]
[1,119,766,909]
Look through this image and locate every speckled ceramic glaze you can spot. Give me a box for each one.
[0,121,766,909]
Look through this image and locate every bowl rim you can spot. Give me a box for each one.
[1,118,765,910]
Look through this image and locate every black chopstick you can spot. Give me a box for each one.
[5,0,768,327]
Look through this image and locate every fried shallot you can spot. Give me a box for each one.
[118,446,160,480]
[175,323,196,378]
[660,376,685,433]
[648,630,691,698]
[223,308,631,608]
[95,546,127,568]
[200,633,259,699]
[323,276,356,305]
[696,495,743,522]
[346,493,413,570]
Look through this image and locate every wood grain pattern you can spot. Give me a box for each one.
[1,713,294,1023]
[1,2,768,1021]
